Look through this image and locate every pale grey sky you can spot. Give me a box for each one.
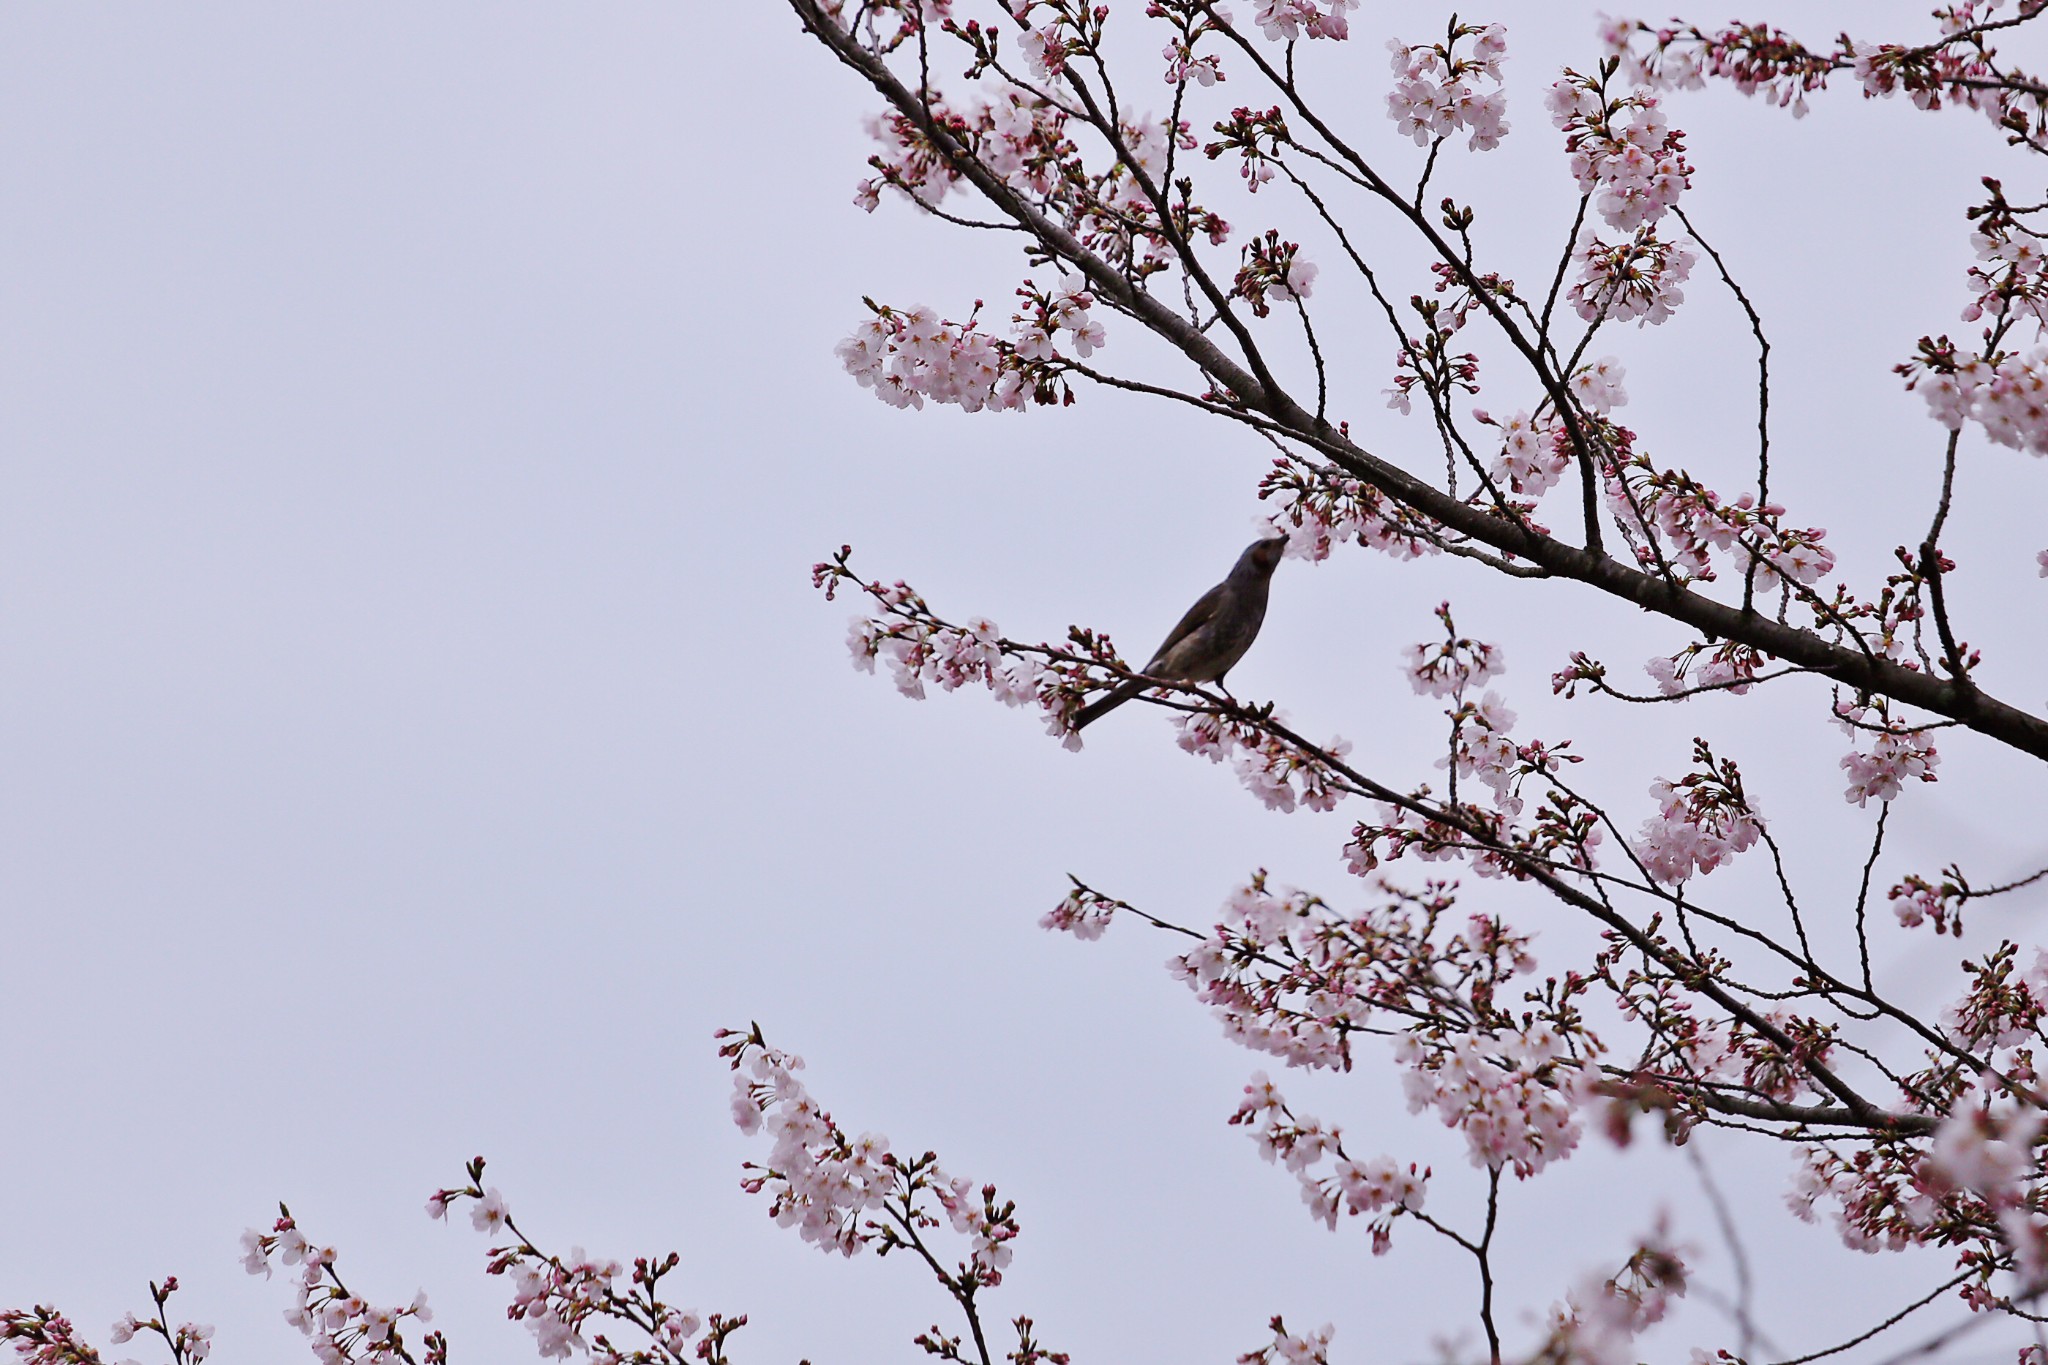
[3,4,2045,1363]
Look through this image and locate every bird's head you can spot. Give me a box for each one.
[1243,533,1287,577]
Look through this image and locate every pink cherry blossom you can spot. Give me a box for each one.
[1385,25,1511,151]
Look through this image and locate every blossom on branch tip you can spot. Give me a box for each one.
[242,1209,438,1364]
[1042,883,1118,939]
[1632,744,1762,886]
[1385,24,1510,151]
[1233,232,1318,317]
[1253,0,1355,43]
[1834,702,1941,806]
[471,1187,510,1236]
[1230,1070,1427,1245]
[1567,356,1629,414]
[1403,603,1502,699]
[720,1026,1020,1284]
[1549,74,1690,230]
[1238,1316,1335,1365]
[1398,1026,1595,1177]
[1570,230,1695,326]
[1483,408,1570,497]
[1902,340,2048,456]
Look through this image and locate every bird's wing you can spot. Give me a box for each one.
[1145,581,1225,670]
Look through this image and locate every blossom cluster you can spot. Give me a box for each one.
[2,1307,114,1365]
[1789,1067,2048,1288]
[1478,408,1570,497]
[1536,1225,1690,1365]
[1964,224,2048,331]
[1834,700,1942,807]
[835,288,1105,413]
[241,1213,439,1365]
[1569,231,1695,327]
[1155,0,1231,87]
[1384,23,1510,152]
[1550,638,1770,706]
[1385,301,1481,417]
[1232,230,1319,317]
[4,1281,216,1365]
[821,552,1085,745]
[1171,873,1552,1086]
[107,1308,210,1365]
[1444,690,1521,810]
[427,1160,719,1365]
[1403,602,1503,699]
[500,1251,648,1361]
[1041,880,1121,939]
[1599,433,1836,593]
[719,1027,1019,1287]
[1604,9,2048,150]
[1257,457,1446,562]
[1251,0,1356,44]
[855,47,1225,284]
[1632,742,1763,886]
[1930,1087,2048,1284]
[1643,640,1766,697]
[1890,867,1969,934]
[1566,355,1629,415]
[1236,1316,1336,1365]
[1397,1026,1596,1177]
[1784,1144,1926,1254]
[1547,73,1691,232]
[724,1038,897,1258]
[856,79,1072,212]
[1941,943,2048,1057]
[1342,769,1602,883]
[1230,1071,1428,1248]
[1902,339,2048,457]
[1172,708,1353,813]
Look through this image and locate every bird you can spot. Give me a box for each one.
[1072,534,1287,730]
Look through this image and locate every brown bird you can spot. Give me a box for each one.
[1072,534,1287,730]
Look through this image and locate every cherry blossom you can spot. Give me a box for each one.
[1233,231,1319,316]
[1902,339,2048,456]
[1041,881,1121,939]
[1385,24,1511,152]
[1835,701,1943,806]
[1569,230,1695,326]
[1548,73,1691,230]
[1397,1026,1596,1178]
[426,1156,719,1365]
[1567,356,1629,414]
[720,1026,1020,1285]
[1403,602,1503,698]
[242,1211,442,1365]
[1236,1316,1334,1365]
[23,5,2048,1364]
[1534,1224,1691,1365]
[1479,408,1570,497]
[1632,744,1763,886]
[1609,11,2048,149]
[1252,0,1354,44]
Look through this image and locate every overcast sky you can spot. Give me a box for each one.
[4,4,2046,1363]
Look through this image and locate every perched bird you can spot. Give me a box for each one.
[1072,534,1287,730]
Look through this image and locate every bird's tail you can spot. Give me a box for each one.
[1072,677,1148,730]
